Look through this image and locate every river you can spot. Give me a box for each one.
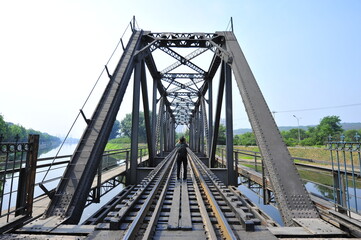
[238,178,361,226]
[1,142,125,223]
[36,143,125,223]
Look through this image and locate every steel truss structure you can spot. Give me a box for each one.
[41,28,320,227]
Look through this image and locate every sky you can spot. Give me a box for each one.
[0,0,360,138]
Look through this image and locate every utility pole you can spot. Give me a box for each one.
[293,115,301,144]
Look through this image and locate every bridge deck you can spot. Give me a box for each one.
[1,149,350,239]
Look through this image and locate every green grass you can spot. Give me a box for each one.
[234,146,331,163]
[233,146,361,188]
[104,138,148,160]
[234,145,361,168]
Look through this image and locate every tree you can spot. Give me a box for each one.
[176,128,190,143]
[0,114,61,145]
[120,112,147,143]
[314,116,343,144]
[0,114,8,140]
[8,124,27,141]
[217,124,226,145]
[241,132,257,146]
[344,129,361,142]
[281,128,307,146]
[109,120,121,140]
[234,135,241,145]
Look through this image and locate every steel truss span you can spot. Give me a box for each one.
[3,26,353,239]
[40,29,319,226]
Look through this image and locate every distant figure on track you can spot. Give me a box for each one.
[176,136,188,180]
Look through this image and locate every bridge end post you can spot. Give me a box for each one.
[16,134,39,217]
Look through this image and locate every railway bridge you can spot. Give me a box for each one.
[0,19,360,239]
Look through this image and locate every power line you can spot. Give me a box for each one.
[273,103,361,114]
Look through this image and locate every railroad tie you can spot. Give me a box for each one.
[180,180,192,230]
[167,179,181,229]
[167,178,192,230]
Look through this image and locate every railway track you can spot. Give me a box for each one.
[86,148,275,239]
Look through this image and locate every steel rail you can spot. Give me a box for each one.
[122,149,177,239]
[188,156,218,239]
[192,150,257,231]
[188,151,238,239]
[141,151,177,239]
[108,148,177,230]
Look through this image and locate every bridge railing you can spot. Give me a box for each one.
[216,142,361,216]
[326,135,361,216]
[0,135,38,227]
[0,137,148,224]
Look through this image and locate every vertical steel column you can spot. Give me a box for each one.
[163,110,168,152]
[152,78,158,157]
[225,63,236,186]
[166,111,169,151]
[168,116,172,150]
[169,114,172,149]
[200,97,209,156]
[189,120,193,149]
[195,107,200,152]
[155,97,164,156]
[210,62,225,167]
[129,60,141,185]
[200,107,204,155]
[163,111,167,152]
[169,119,173,149]
[208,79,213,157]
[191,119,195,150]
[190,113,194,150]
[198,108,201,152]
[160,105,164,156]
[140,60,154,166]
[193,110,197,152]
[172,120,175,148]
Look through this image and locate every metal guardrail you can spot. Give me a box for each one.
[326,135,361,216]
[216,142,361,216]
[0,135,38,227]
[0,137,148,225]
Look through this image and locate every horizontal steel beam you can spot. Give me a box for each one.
[162,73,204,79]
[167,92,199,97]
[161,77,197,93]
[159,47,206,74]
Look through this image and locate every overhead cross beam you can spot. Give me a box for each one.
[161,76,198,93]
[159,47,206,74]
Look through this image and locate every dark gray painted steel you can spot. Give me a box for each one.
[140,60,154,166]
[223,31,319,225]
[152,77,158,160]
[207,79,213,157]
[44,30,144,223]
[210,62,225,168]
[224,62,236,186]
[129,60,142,185]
